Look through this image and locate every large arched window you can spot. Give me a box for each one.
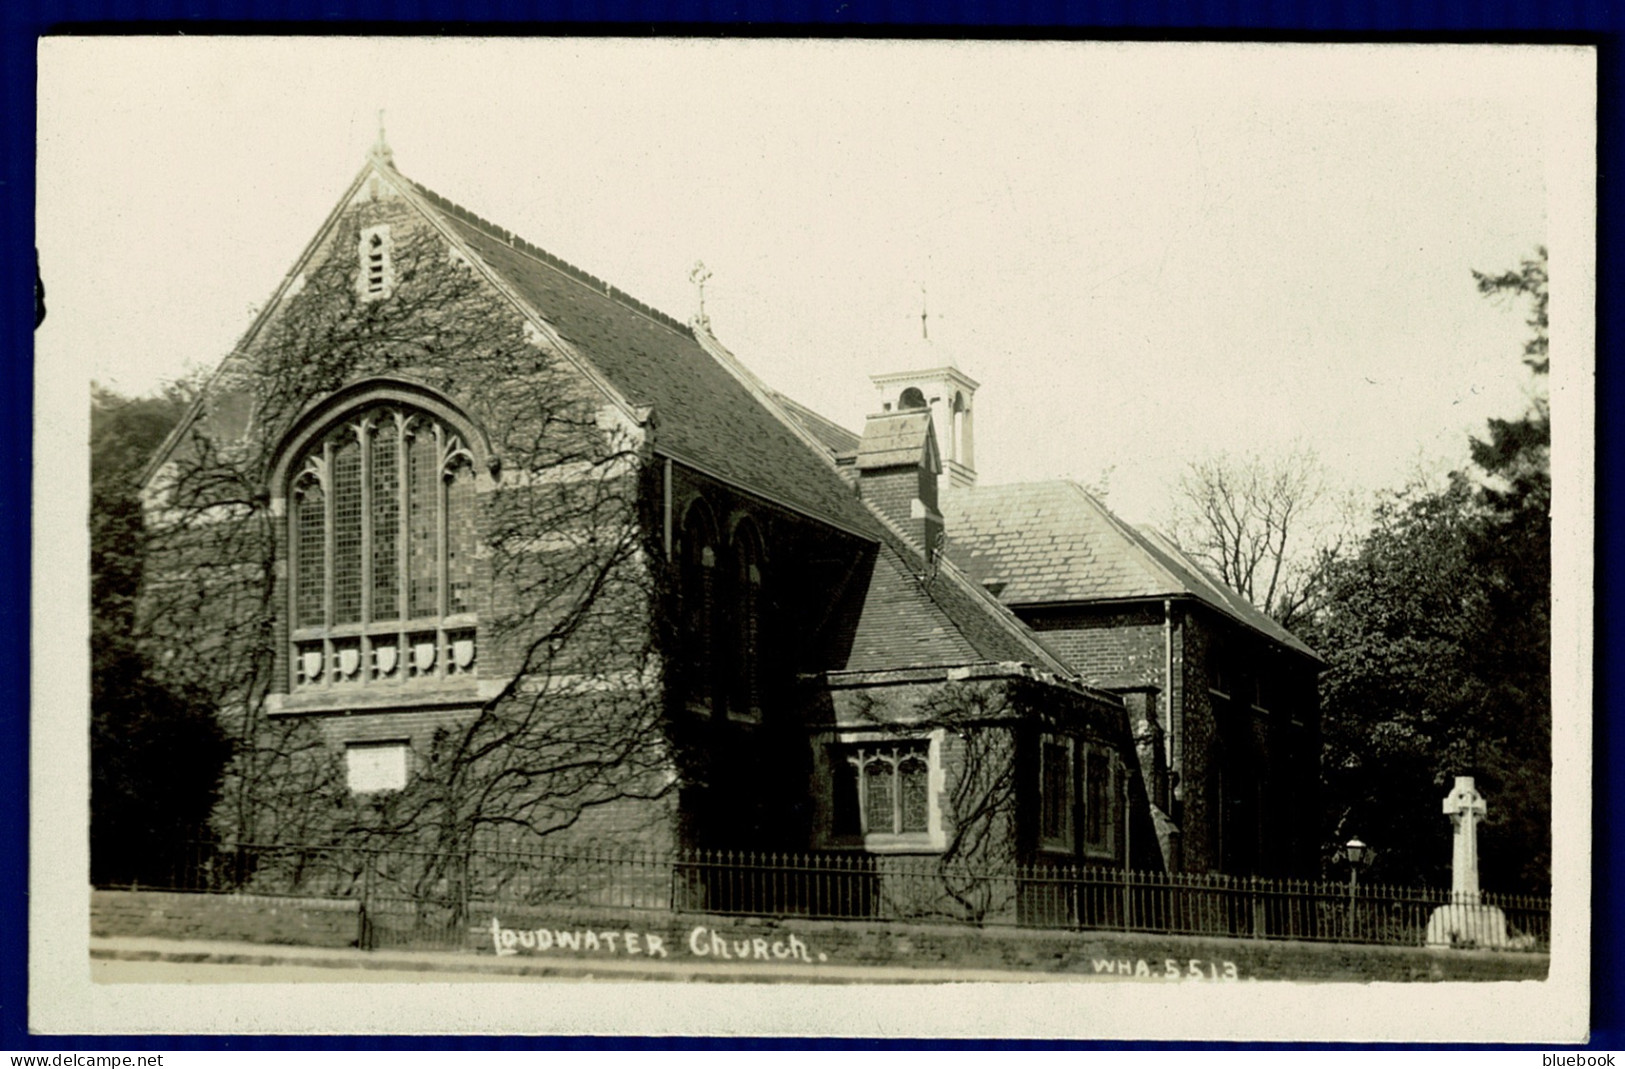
[286,403,479,692]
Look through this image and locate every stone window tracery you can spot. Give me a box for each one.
[287,403,478,693]
[833,741,932,838]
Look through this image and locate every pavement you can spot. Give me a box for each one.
[89,935,1106,984]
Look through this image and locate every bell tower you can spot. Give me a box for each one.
[869,364,978,492]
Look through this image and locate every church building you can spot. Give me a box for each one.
[137,139,1319,896]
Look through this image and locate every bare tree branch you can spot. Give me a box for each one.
[1165,446,1351,630]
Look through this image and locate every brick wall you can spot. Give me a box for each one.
[1022,603,1165,690]
[1020,600,1320,879]
[1176,605,1321,878]
[94,890,1546,983]
[92,890,361,948]
[856,464,938,554]
[1178,609,1219,873]
[811,677,1143,871]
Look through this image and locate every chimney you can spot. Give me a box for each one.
[869,364,979,498]
[854,406,944,560]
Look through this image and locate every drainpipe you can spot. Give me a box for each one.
[1121,764,1134,924]
[663,458,673,560]
[1164,598,1176,809]
[1123,761,1133,870]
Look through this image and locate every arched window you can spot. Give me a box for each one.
[950,391,966,465]
[678,502,718,715]
[728,519,765,723]
[287,403,478,692]
[898,386,928,411]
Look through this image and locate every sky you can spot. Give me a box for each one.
[38,38,1587,526]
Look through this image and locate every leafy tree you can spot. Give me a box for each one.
[1461,246,1550,893]
[1307,248,1550,893]
[91,384,231,886]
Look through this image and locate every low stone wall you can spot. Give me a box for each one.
[477,907,1548,983]
[93,890,361,949]
[92,890,1547,982]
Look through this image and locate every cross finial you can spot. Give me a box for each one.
[689,261,713,332]
[372,109,393,166]
[912,283,947,342]
[1443,776,1486,821]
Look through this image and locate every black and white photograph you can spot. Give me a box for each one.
[33,37,1593,1041]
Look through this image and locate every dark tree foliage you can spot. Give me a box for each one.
[91,384,232,886]
[1306,249,1550,893]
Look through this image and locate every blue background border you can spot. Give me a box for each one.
[3,3,1614,1051]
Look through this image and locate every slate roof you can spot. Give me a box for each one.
[826,510,1082,679]
[411,183,880,541]
[148,155,1139,691]
[940,481,1321,661]
[768,390,861,459]
[411,180,1107,679]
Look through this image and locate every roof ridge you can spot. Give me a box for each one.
[1058,481,1322,662]
[1060,478,1226,591]
[1135,524,1235,605]
[1055,479,1187,593]
[769,390,858,434]
[689,326,867,484]
[767,389,862,456]
[409,181,695,339]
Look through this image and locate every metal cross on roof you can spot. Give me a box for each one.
[372,109,393,165]
[689,261,713,331]
[914,283,946,341]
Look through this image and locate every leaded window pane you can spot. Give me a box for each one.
[899,753,930,833]
[370,423,399,620]
[863,755,895,835]
[295,484,325,627]
[446,461,476,615]
[331,436,363,625]
[1085,750,1109,846]
[1042,739,1070,842]
[287,402,480,692]
[732,536,761,716]
[407,429,439,619]
[680,512,716,712]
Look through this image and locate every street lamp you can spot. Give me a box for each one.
[1344,837,1371,941]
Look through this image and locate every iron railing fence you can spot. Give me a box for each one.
[128,840,1550,953]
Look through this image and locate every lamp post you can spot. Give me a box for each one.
[1344,837,1369,941]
